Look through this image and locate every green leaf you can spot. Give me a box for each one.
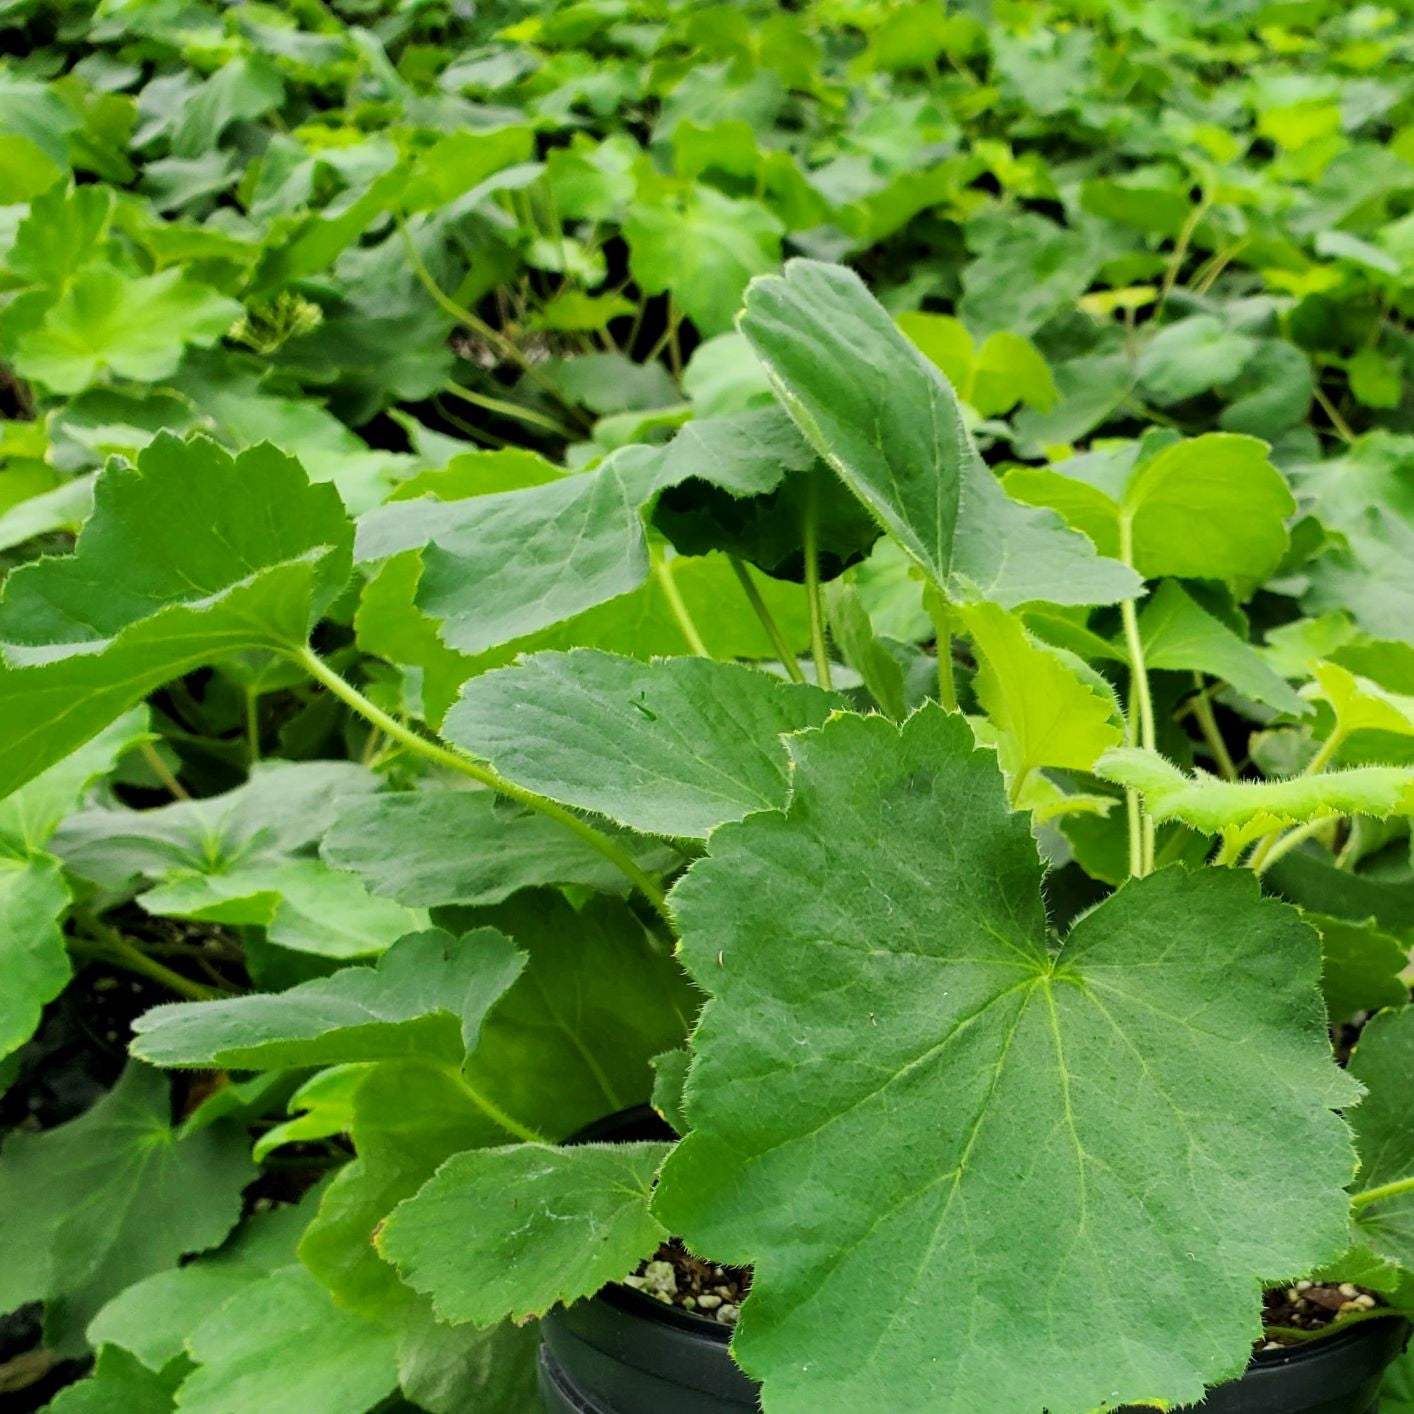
[395,1313,539,1414]
[1006,434,1295,590]
[355,447,665,657]
[1138,315,1260,405]
[379,1141,670,1325]
[445,649,837,839]
[824,580,907,719]
[0,435,351,799]
[1097,747,1414,832]
[1312,915,1410,1024]
[1137,580,1309,715]
[53,761,418,959]
[738,260,1139,608]
[655,707,1357,1414]
[624,183,782,337]
[321,790,676,907]
[958,210,1098,337]
[0,856,71,1062]
[0,1064,254,1354]
[13,265,240,393]
[958,600,1122,801]
[297,1059,503,1318]
[41,1346,179,1414]
[1348,1008,1414,1269]
[175,1265,398,1414]
[130,928,523,1070]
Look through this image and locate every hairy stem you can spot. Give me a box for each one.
[70,921,224,1002]
[729,557,805,683]
[1245,729,1347,872]
[441,380,574,439]
[140,740,191,801]
[290,647,671,923]
[1351,1174,1414,1210]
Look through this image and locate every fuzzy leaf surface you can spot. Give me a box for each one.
[130,928,522,1070]
[379,1141,670,1325]
[445,649,837,838]
[655,707,1357,1414]
[0,435,351,798]
[737,260,1139,608]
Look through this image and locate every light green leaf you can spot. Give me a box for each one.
[824,580,907,719]
[176,1265,398,1414]
[321,790,676,907]
[379,1141,670,1325]
[0,1064,254,1354]
[254,1064,367,1163]
[1138,581,1308,715]
[1306,661,1414,743]
[13,266,240,393]
[1312,915,1410,1024]
[1348,1008,1414,1269]
[624,183,782,337]
[738,260,1138,608]
[1007,434,1294,590]
[0,435,352,799]
[131,928,522,1071]
[959,600,1122,801]
[444,649,837,838]
[655,707,1357,1414]
[1097,747,1414,832]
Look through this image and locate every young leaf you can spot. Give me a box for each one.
[130,928,522,1071]
[1097,747,1414,832]
[655,707,1357,1414]
[737,260,1139,608]
[321,791,676,907]
[824,580,907,719]
[958,600,1122,799]
[444,649,837,838]
[0,434,351,798]
[0,1064,254,1354]
[378,1141,671,1325]
[1348,1007,1414,1269]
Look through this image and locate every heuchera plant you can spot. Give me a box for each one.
[4,256,1414,1412]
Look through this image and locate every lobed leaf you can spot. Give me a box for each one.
[378,1141,671,1326]
[655,706,1357,1414]
[444,649,837,838]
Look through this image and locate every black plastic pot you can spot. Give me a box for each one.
[539,1110,1410,1414]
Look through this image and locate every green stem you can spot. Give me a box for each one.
[140,740,191,801]
[441,380,574,439]
[1252,815,1340,875]
[290,647,672,924]
[70,925,223,1002]
[454,1071,549,1145]
[1191,674,1237,780]
[1313,384,1356,445]
[926,593,958,712]
[1119,520,1155,876]
[651,552,710,657]
[1157,196,1210,314]
[1351,1174,1414,1210]
[729,557,804,683]
[802,484,832,691]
